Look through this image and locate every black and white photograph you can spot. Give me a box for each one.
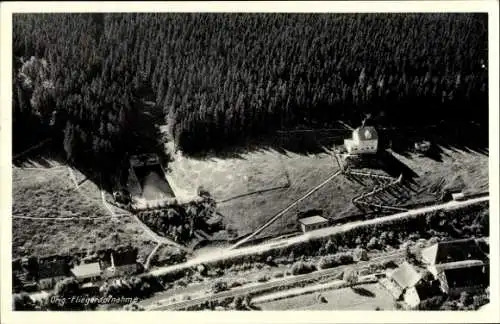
[1,1,498,322]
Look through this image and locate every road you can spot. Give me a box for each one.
[146,251,404,310]
[147,195,488,278]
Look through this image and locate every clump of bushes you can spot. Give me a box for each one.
[291,261,317,275]
[273,271,284,278]
[256,275,270,283]
[229,280,244,288]
[317,252,354,270]
[353,248,369,261]
[210,280,228,293]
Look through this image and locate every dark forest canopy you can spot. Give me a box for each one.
[12,13,488,169]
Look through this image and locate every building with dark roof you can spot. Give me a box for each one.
[421,239,489,296]
[37,258,70,290]
[435,264,488,297]
[100,246,139,278]
[421,238,487,266]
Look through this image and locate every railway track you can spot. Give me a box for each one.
[147,251,405,310]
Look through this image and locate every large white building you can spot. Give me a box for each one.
[344,126,378,154]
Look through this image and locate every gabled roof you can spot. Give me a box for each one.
[353,126,378,141]
[100,247,138,267]
[421,238,487,265]
[442,265,487,289]
[112,248,138,267]
[38,259,69,280]
[390,261,422,289]
[71,262,101,278]
[298,215,329,226]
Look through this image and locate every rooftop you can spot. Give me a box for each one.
[71,262,101,278]
[389,261,422,289]
[38,259,69,280]
[421,238,487,265]
[298,215,329,226]
[443,265,487,288]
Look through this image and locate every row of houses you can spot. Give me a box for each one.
[381,238,489,308]
[13,246,141,292]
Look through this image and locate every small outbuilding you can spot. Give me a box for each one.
[298,215,329,233]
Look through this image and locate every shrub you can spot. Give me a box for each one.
[343,269,358,285]
[472,294,489,310]
[318,252,354,269]
[291,261,316,275]
[382,260,398,269]
[337,252,354,265]
[229,280,243,288]
[257,275,270,283]
[353,248,369,262]
[232,296,244,310]
[273,271,284,278]
[459,291,472,307]
[318,255,337,269]
[418,295,446,310]
[324,239,337,254]
[408,233,420,241]
[367,237,379,250]
[210,280,228,293]
[196,264,207,276]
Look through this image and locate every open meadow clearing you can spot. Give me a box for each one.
[167,146,488,240]
[12,167,156,259]
[259,283,396,310]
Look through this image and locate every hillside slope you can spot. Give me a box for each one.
[12,167,156,259]
[167,147,488,240]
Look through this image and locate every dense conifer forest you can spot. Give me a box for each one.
[13,13,488,171]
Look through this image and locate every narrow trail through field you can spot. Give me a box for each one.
[144,243,162,270]
[12,215,118,221]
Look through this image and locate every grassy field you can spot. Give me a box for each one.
[167,146,488,240]
[259,283,396,310]
[12,167,156,259]
[13,167,108,219]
